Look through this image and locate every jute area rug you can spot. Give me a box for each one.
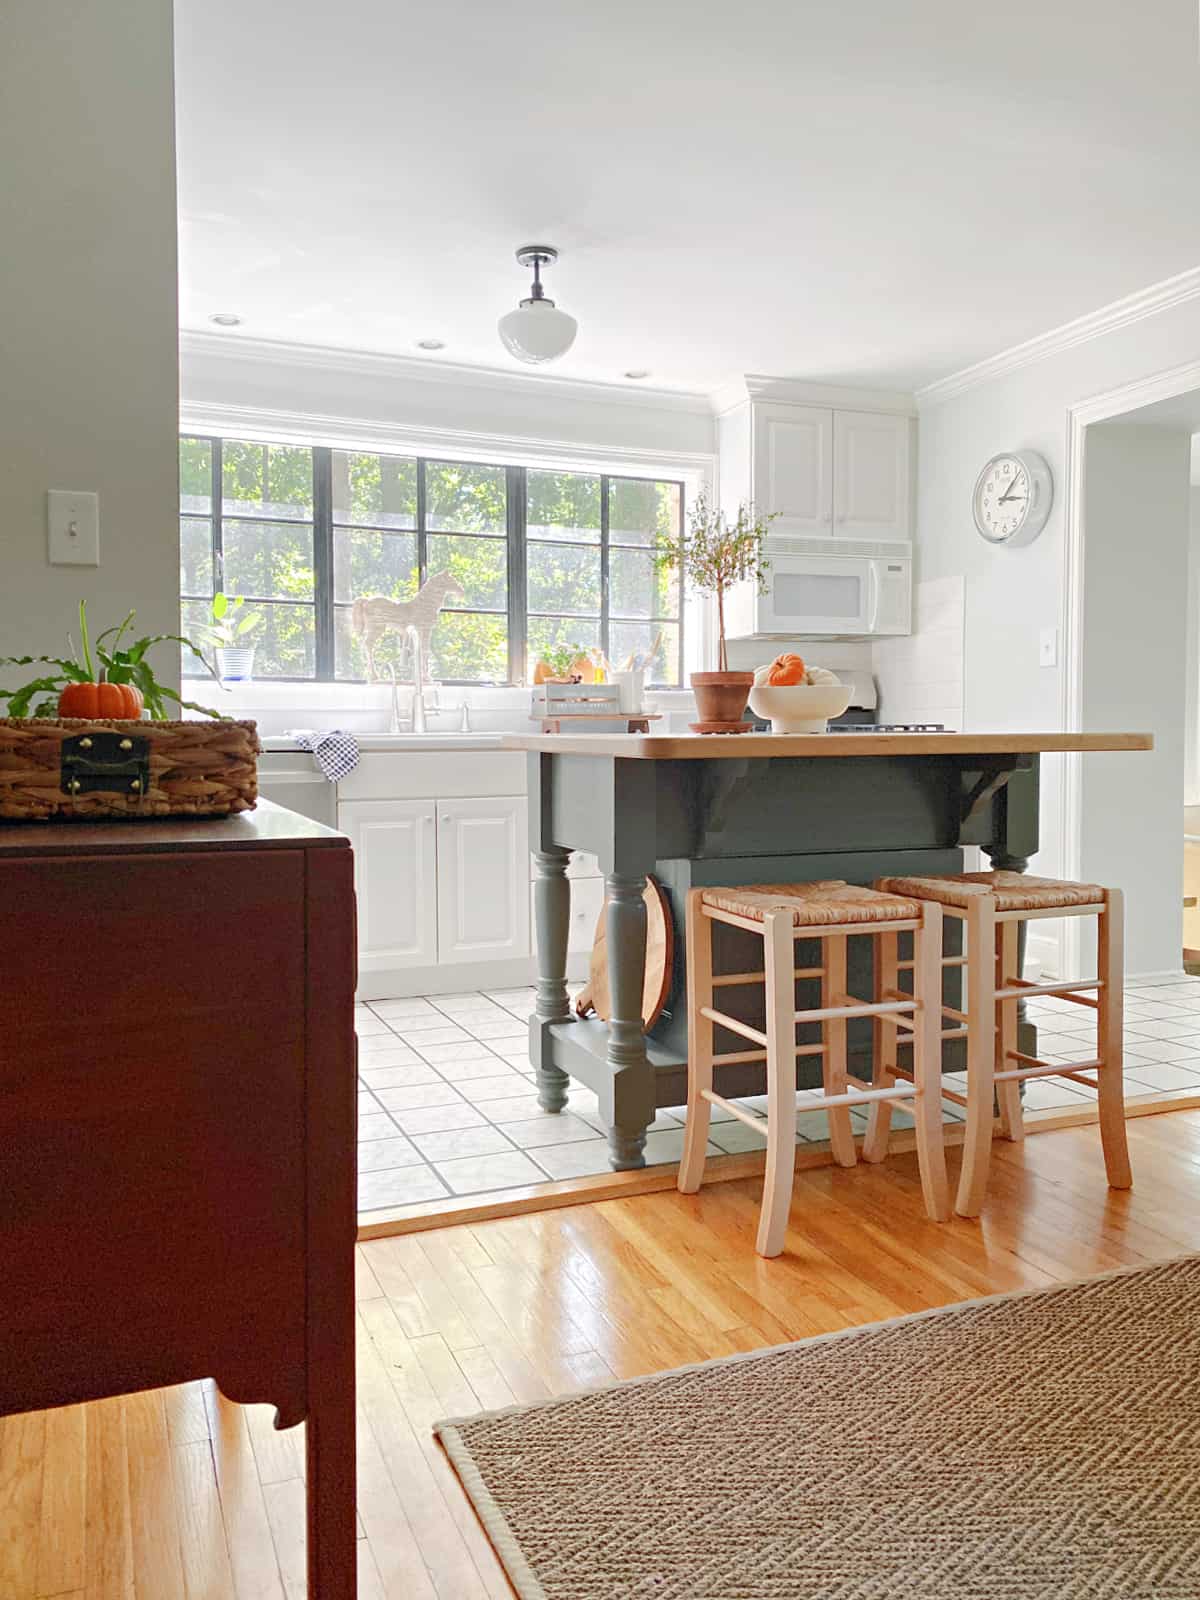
[435,1255,1200,1600]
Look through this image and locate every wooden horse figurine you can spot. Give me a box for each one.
[351,572,464,682]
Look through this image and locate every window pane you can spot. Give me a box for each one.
[180,438,212,513]
[332,451,417,529]
[609,547,678,618]
[334,604,410,680]
[430,610,507,681]
[221,440,313,520]
[427,533,506,610]
[250,603,316,678]
[425,461,506,533]
[609,478,681,546]
[333,528,418,605]
[609,620,681,685]
[527,542,601,616]
[181,517,213,597]
[527,616,601,679]
[180,598,213,678]
[223,519,315,602]
[527,471,600,543]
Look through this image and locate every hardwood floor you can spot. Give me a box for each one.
[7,1111,1200,1598]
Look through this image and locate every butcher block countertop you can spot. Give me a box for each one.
[503,731,1154,760]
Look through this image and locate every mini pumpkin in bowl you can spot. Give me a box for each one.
[748,657,852,733]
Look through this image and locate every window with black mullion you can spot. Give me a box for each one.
[525,470,683,684]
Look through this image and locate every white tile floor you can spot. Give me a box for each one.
[353,973,1200,1216]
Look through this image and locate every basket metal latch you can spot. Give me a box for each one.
[60,730,152,797]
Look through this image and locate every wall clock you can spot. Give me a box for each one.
[972,450,1053,547]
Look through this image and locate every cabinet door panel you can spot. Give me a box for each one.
[834,411,911,540]
[753,404,832,536]
[437,796,530,964]
[338,799,437,971]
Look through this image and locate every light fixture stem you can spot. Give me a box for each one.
[530,253,545,301]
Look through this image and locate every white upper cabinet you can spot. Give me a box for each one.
[436,795,530,965]
[752,404,834,538]
[722,384,914,549]
[832,411,911,541]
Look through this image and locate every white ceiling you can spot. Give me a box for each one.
[174,0,1200,398]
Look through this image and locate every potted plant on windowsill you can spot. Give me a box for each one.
[197,592,263,682]
[656,492,776,731]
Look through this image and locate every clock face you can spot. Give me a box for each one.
[972,450,1052,547]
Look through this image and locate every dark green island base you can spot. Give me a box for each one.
[507,730,1151,1172]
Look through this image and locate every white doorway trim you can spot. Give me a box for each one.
[1059,355,1200,975]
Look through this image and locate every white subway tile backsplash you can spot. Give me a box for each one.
[873,575,964,728]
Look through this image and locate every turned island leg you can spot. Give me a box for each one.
[532,847,573,1114]
[605,872,654,1170]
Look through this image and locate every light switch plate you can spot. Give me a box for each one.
[1039,626,1058,668]
[47,490,100,566]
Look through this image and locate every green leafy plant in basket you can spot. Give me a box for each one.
[0,601,223,720]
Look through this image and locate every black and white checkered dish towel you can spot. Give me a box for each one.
[288,729,361,782]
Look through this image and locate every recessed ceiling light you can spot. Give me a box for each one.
[209,313,243,327]
[624,368,652,380]
[416,338,446,351]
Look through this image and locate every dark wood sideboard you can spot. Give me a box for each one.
[0,800,358,1597]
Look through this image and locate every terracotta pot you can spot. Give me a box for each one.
[691,670,754,726]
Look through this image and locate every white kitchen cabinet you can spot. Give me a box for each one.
[752,403,833,539]
[568,876,606,955]
[720,388,914,552]
[832,411,911,541]
[339,798,438,974]
[436,796,530,965]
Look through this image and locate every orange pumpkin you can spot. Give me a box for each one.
[58,681,144,720]
[765,652,807,687]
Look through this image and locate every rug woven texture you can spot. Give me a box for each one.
[436,1255,1200,1600]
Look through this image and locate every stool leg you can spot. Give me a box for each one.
[821,934,858,1169]
[956,895,997,1218]
[912,903,950,1221]
[995,921,1024,1142]
[863,929,899,1163]
[678,889,714,1195]
[1097,889,1132,1190]
[757,910,798,1258]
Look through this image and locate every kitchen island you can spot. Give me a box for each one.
[506,730,1152,1170]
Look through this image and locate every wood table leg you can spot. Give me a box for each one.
[305,1386,356,1599]
[605,871,653,1169]
[532,847,573,1114]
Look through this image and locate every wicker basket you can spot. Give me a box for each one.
[0,718,261,822]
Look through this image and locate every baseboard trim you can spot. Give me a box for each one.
[355,1088,1200,1238]
[357,955,588,1001]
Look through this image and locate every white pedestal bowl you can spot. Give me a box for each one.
[748,682,853,734]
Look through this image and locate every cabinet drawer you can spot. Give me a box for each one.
[337,750,526,801]
[568,876,605,954]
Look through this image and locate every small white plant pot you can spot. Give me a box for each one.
[216,645,256,682]
[748,682,853,734]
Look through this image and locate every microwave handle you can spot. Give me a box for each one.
[866,562,881,631]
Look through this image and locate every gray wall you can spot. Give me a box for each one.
[1080,424,1190,974]
[0,1,180,684]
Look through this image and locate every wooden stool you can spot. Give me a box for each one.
[875,871,1131,1218]
[678,881,950,1257]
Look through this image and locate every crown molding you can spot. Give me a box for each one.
[710,373,917,417]
[178,328,714,416]
[178,398,717,484]
[915,264,1200,408]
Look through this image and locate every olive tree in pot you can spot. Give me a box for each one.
[656,492,776,730]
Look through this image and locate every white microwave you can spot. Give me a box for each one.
[729,547,912,639]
